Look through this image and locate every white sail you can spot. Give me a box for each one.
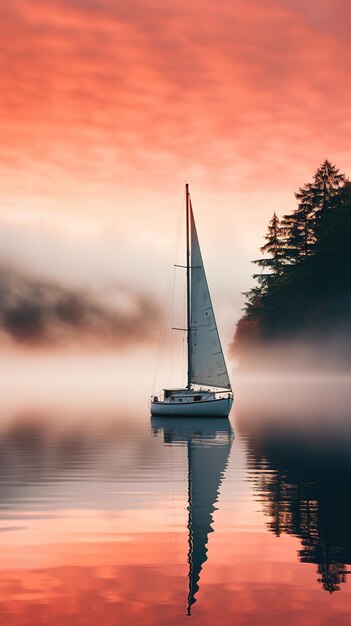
[189,202,231,389]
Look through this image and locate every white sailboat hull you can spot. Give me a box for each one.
[150,396,233,418]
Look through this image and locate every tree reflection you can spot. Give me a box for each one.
[241,414,351,593]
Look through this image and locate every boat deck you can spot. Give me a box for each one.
[150,389,233,417]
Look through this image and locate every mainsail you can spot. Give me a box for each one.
[189,201,231,389]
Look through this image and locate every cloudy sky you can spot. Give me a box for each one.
[0,0,350,354]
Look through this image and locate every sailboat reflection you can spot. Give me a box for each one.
[151,417,233,615]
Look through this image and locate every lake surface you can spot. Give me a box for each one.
[1,378,351,625]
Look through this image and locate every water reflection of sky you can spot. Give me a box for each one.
[0,379,351,625]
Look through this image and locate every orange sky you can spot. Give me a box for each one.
[0,0,350,343]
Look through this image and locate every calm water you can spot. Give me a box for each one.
[1,379,351,625]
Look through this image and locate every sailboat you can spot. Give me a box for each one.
[151,417,233,614]
[150,184,233,418]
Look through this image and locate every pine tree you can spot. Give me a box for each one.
[296,160,346,246]
[311,159,346,214]
[281,197,315,260]
[252,213,285,288]
[280,160,346,262]
[243,286,262,315]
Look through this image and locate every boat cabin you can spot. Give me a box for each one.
[153,389,216,404]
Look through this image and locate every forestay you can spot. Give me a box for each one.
[189,202,231,389]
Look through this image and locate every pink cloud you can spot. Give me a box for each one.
[0,0,350,194]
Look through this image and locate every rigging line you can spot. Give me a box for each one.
[170,266,176,387]
[157,196,184,389]
[152,189,185,393]
[154,246,178,392]
[153,287,171,393]
[152,269,172,392]
[165,336,185,389]
[182,275,187,388]
[182,337,186,389]
[153,258,177,390]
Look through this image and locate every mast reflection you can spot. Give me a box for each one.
[151,417,233,614]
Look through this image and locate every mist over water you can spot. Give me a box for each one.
[0,368,350,625]
[231,336,351,375]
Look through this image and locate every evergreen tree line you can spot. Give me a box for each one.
[233,160,351,357]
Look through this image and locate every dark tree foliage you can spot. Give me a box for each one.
[252,213,285,287]
[294,160,346,253]
[308,159,346,221]
[232,161,351,358]
[281,202,315,260]
[280,160,347,262]
[244,213,285,317]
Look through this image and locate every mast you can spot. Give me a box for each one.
[186,183,191,390]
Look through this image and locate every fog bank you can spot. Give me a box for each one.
[230,335,351,375]
[0,266,158,348]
